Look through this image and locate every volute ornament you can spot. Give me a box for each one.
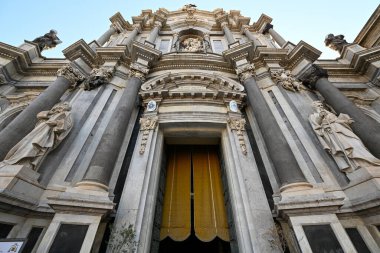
[57,65,85,87]
[271,69,302,92]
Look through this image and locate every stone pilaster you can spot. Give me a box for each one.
[299,64,380,158]
[77,63,148,191]
[262,23,286,47]
[0,65,83,160]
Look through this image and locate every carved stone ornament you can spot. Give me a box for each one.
[236,63,255,83]
[0,74,7,84]
[298,64,328,89]
[139,116,158,155]
[227,118,247,155]
[0,102,73,171]
[129,62,149,82]
[324,34,348,53]
[309,101,380,173]
[32,29,62,51]
[262,23,273,34]
[271,69,302,92]
[57,65,85,87]
[180,37,204,52]
[82,67,115,91]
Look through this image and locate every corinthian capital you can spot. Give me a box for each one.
[236,63,255,83]
[220,21,229,29]
[298,64,328,89]
[57,65,84,86]
[241,25,250,34]
[153,21,163,28]
[129,62,149,82]
[132,23,142,33]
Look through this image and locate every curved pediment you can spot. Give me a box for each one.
[140,72,245,101]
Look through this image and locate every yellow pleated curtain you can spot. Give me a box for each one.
[160,147,230,242]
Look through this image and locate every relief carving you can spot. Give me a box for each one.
[180,37,203,52]
[228,118,247,155]
[57,65,85,87]
[82,67,115,90]
[271,69,302,92]
[139,116,158,155]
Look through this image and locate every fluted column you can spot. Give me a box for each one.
[146,21,162,45]
[0,65,83,160]
[237,64,308,187]
[96,25,118,46]
[262,23,286,48]
[241,25,262,48]
[221,21,236,45]
[77,64,148,190]
[123,24,141,49]
[300,64,380,158]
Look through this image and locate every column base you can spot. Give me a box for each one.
[75,180,109,192]
[279,182,313,193]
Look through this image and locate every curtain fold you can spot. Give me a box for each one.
[160,149,191,241]
[193,148,230,242]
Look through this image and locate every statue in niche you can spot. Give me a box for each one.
[32,29,62,51]
[324,34,348,53]
[0,102,73,170]
[309,101,380,173]
[82,67,114,90]
[180,37,203,52]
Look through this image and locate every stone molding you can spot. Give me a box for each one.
[56,65,84,86]
[298,64,328,89]
[270,69,302,92]
[227,117,247,155]
[139,116,158,155]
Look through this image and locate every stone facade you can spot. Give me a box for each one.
[0,4,380,253]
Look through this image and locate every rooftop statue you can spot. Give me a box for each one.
[324,33,348,53]
[32,29,62,51]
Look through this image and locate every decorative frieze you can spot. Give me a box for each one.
[56,65,85,86]
[139,116,158,155]
[82,67,115,90]
[236,63,255,83]
[271,69,302,92]
[227,118,247,155]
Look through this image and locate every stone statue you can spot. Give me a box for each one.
[324,34,348,53]
[0,102,73,170]
[32,29,62,51]
[180,37,203,52]
[82,67,114,90]
[309,101,380,173]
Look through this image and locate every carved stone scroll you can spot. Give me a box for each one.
[228,118,247,155]
[139,116,158,155]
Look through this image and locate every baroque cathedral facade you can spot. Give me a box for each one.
[0,4,380,253]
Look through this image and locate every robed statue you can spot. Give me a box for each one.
[0,102,73,170]
[309,101,380,173]
[32,29,62,51]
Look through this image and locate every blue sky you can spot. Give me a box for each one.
[0,1,378,59]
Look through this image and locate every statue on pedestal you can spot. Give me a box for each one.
[324,34,348,53]
[0,102,73,170]
[309,101,380,173]
[32,29,62,51]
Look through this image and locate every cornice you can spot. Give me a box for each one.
[284,40,321,70]
[62,39,98,67]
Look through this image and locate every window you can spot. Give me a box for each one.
[303,225,344,253]
[23,227,44,252]
[49,224,88,253]
[159,39,170,53]
[0,223,13,238]
[345,228,371,253]
[212,40,224,54]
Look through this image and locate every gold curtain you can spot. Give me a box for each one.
[160,147,229,242]
[193,148,230,242]
[160,149,191,241]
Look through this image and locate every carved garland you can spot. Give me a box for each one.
[227,118,247,155]
[139,116,158,155]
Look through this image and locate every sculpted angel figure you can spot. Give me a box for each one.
[309,101,380,173]
[0,102,73,170]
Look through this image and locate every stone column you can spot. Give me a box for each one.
[171,32,179,52]
[221,21,236,45]
[262,23,286,48]
[96,25,118,46]
[0,65,83,160]
[300,64,380,159]
[203,33,212,53]
[237,64,308,187]
[146,21,162,45]
[123,24,141,50]
[77,64,148,191]
[242,25,262,48]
